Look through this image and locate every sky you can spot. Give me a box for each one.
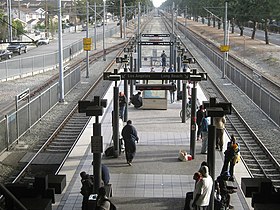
[153,0,166,8]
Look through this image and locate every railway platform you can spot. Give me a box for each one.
[53,67,252,210]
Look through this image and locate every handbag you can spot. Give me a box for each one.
[178,150,188,161]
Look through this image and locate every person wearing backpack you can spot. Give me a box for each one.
[80,172,94,210]
[96,187,117,210]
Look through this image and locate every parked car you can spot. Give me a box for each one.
[36,37,50,46]
[7,43,27,55]
[0,49,13,60]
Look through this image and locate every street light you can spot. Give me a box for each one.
[103,0,106,61]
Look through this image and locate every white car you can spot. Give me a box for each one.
[36,38,50,46]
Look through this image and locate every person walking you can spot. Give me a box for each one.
[169,82,177,103]
[196,105,204,141]
[121,120,139,166]
[214,116,226,151]
[161,50,167,68]
[119,92,127,121]
[96,187,110,210]
[221,134,240,181]
[192,165,213,210]
[80,171,94,210]
[201,116,210,154]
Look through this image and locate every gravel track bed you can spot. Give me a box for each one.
[0,37,124,183]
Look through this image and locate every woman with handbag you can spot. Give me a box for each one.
[220,134,240,181]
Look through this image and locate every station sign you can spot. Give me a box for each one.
[142,34,170,37]
[139,41,172,46]
[104,72,189,80]
[220,45,230,52]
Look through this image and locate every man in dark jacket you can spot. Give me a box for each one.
[121,120,139,166]
[196,105,204,140]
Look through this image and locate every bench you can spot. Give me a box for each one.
[241,177,271,197]
[48,174,66,194]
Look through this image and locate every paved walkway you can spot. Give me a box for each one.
[53,71,252,209]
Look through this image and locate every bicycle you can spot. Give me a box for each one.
[180,104,191,120]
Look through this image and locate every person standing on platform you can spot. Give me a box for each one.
[169,82,177,103]
[184,172,202,210]
[221,134,240,181]
[192,165,213,210]
[119,92,127,121]
[168,64,175,83]
[96,187,110,210]
[121,120,139,166]
[80,171,94,210]
[196,105,204,141]
[161,50,167,68]
[201,116,210,154]
[101,164,110,186]
[214,116,226,151]
[162,66,167,84]
[215,171,237,209]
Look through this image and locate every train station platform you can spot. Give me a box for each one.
[53,67,252,210]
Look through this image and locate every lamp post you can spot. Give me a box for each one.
[188,69,207,158]
[222,1,228,78]
[203,98,232,210]
[78,97,107,193]
[58,0,64,102]
[103,0,106,61]
[86,1,89,78]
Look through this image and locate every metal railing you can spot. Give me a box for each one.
[0,67,81,154]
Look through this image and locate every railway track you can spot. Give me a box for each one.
[7,17,152,185]
[162,13,280,190]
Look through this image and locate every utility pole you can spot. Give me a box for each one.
[45,0,48,38]
[124,3,126,39]
[58,0,65,102]
[7,0,12,42]
[222,1,228,79]
[86,1,89,77]
[120,0,123,38]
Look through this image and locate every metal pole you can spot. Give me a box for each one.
[185,6,187,38]
[177,52,181,99]
[7,0,12,42]
[182,67,187,123]
[120,0,123,38]
[171,2,175,66]
[86,1,89,78]
[138,2,141,69]
[207,124,216,210]
[124,3,126,39]
[58,0,64,102]
[130,52,133,98]
[93,117,102,193]
[94,3,97,50]
[103,0,106,61]
[124,63,128,122]
[113,85,120,157]
[190,80,197,158]
[222,1,228,79]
